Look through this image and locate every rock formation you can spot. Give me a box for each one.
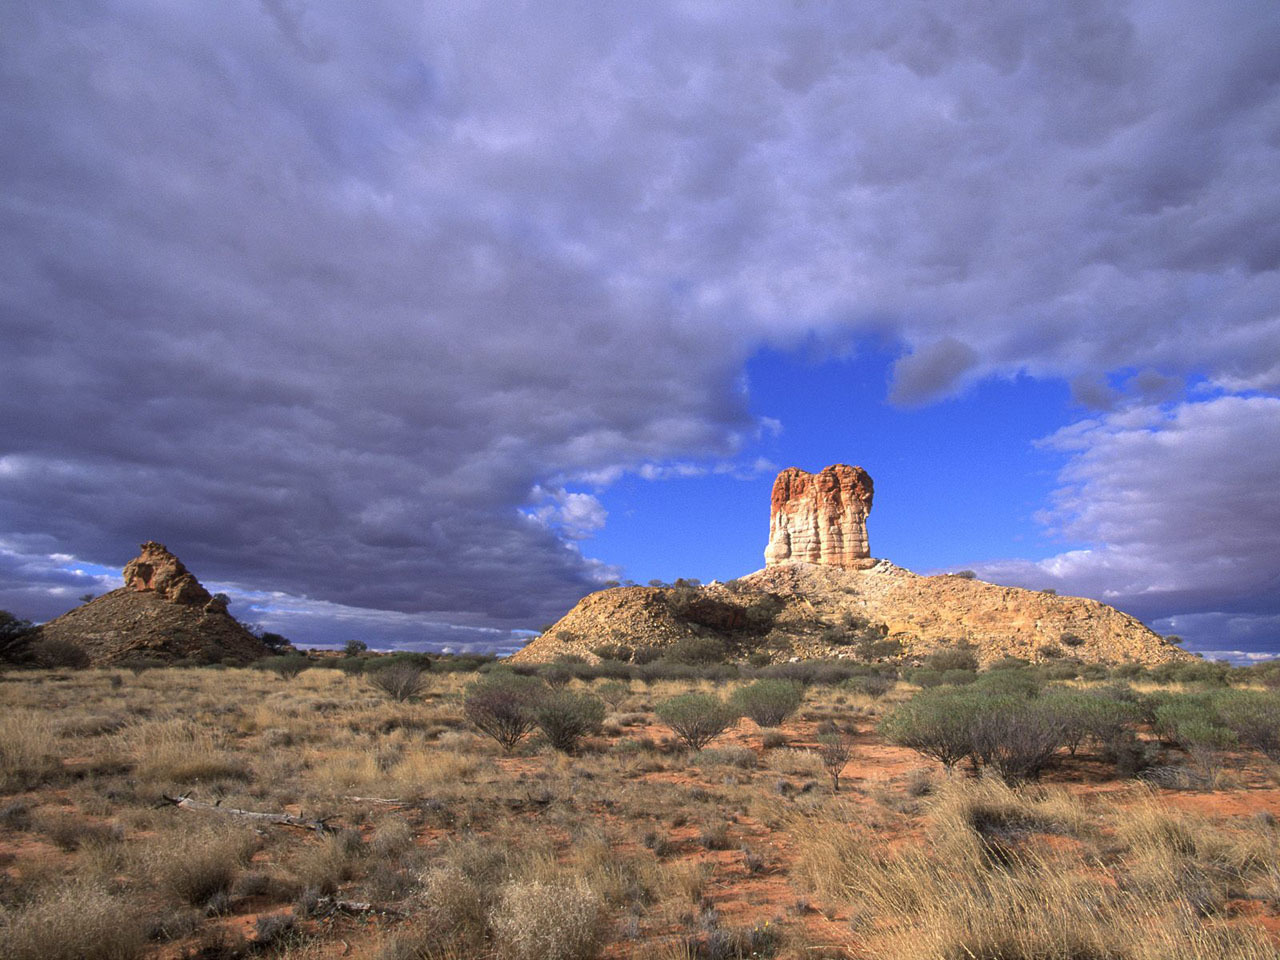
[513,463,1192,667]
[765,464,875,570]
[34,542,271,666]
[123,541,219,607]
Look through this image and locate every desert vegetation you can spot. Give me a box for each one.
[3,650,1280,958]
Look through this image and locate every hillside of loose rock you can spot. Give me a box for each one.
[33,541,270,666]
[510,560,1189,666]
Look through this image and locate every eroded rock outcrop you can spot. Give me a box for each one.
[765,464,875,570]
[35,542,269,665]
[123,540,216,606]
[514,461,1191,667]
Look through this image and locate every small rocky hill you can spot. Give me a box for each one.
[35,542,271,666]
[512,464,1191,667]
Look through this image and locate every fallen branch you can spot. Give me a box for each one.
[159,794,337,834]
[314,896,405,918]
[342,795,404,805]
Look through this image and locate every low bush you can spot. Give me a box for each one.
[489,878,607,960]
[533,690,606,753]
[591,642,634,663]
[464,674,548,752]
[692,746,757,769]
[924,644,979,672]
[880,687,984,772]
[655,693,740,751]
[731,680,804,727]
[595,680,630,709]
[1215,690,1280,761]
[664,636,728,666]
[909,667,977,688]
[29,636,89,669]
[148,826,256,906]
[845,673,893,698]
[883,685,1079,783]
[969,697,1067,783]
[1040,688,1141,761]
[816,731,855,792]
[539,664,573,688]
[257,655,311,680]
[1154,693,1238,781]
[367,662,430,702]
[973,667,1041,698]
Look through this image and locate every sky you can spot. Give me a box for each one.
[2,1,1279,661]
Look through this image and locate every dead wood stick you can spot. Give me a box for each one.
[314,896,405,918]
[159,794,337,833]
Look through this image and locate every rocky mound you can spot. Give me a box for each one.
[512,562,1188,666]
[35,542,271,666]
[513,462,1191,667]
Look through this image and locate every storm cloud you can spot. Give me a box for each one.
[2,1,1278,643]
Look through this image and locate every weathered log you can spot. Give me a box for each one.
[159,794,336,833]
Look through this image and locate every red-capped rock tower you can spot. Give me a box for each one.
[764,464,875,570]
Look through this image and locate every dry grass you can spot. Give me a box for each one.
[4,665,1280,959]
[0,708,59,788]
[142,822,257,905]
[793,777,1280,959]
[1,881,147,960]
[123,718,250,783]
[489,878,607,960]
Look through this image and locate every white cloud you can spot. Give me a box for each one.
[975,396,1280,622]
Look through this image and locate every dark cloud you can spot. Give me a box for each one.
[2,2,1279,642]
[888,338,979,406]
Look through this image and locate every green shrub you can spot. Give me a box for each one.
[1215,690,1280,761]
[1040,688,1141,762]
[655,693,740,751]
[464,674,548,752]
[533,690,605,753]
[257,655,311,680]
[595,680,630,710]
[539,664,573,688]
[336,656,366,675]
[1111,662,1147,680]
[1038,659,1080,680]
[845,673,893,698]
[923,644,979,672]
[974,667,1041,698]
[910,667,976,688]
[730,680,804,727]
[591,642,633,662]
[0,610,37,662]
[1154,693,1238,780]
[29,636,89,669]
[367,662,430,702]
[969,697,1068,783]
[663,636,727,665]
[880,687,984,771]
